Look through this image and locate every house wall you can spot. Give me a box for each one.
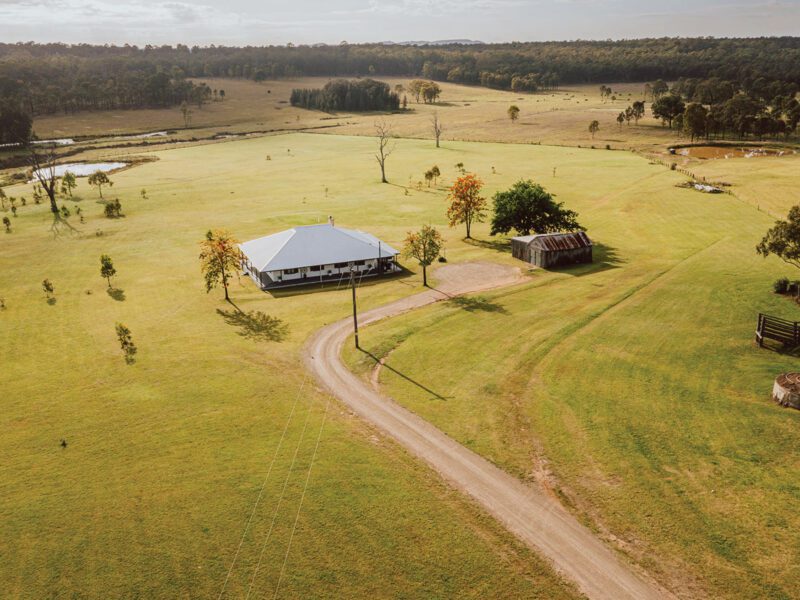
[244,256,398,288]
[271,259,377,283]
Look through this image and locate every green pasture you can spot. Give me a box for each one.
[345,151,800,599]
[0,133,586,599]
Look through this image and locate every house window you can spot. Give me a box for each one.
[354,260,366,266]
[334,262,348,268]
[284,268,299,275]
[310,265,323,272]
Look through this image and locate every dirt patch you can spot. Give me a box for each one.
[432,261,524,295]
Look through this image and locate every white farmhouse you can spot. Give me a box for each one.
[239,219,400,289]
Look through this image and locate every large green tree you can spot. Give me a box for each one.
[652,94,686,128]
[757,206,800,269]
[683,103,708,141]
[490,180,581,236]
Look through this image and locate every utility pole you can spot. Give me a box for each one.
[350,265,359,349]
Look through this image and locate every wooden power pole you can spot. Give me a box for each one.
[350,266,359,349]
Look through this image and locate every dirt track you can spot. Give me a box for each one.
[304,262,670,600]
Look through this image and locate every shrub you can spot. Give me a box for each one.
[774,277,790,294]
[103,199,123,218]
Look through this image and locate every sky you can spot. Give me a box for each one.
[1,0,799,46]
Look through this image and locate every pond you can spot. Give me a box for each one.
[674,145,797,159]
[33,162,128,179]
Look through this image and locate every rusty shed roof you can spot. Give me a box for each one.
[512,231,592,251]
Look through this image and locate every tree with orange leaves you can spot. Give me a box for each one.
[199,229,240,301]
[446,173,487,239]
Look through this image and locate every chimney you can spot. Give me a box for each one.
[328,215,335,227]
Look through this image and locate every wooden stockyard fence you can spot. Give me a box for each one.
[756,313,800,348]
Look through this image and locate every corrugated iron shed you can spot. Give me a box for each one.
[511,231,593,268]
[528,231,592,251]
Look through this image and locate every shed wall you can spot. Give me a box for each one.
[538,246,593,268]
[511,238,531,262]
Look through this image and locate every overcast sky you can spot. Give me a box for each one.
[1,0,799,46]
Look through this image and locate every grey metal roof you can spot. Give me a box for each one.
[240,224,399,272]
[512,231,592,251]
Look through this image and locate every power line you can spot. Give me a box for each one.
[244,386,316,599]
[216,374,308,600]
[272,394,332,599]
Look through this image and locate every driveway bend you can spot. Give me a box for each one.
[304,262,670,600]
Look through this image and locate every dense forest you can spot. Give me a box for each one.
[0,38,799,140]
[290,79,399,112]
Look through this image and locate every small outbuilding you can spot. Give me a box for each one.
[239,219,400,289]
[511,231,593,268]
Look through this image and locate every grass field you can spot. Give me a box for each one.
[30,77,683,150]
[4,117,800,598]
[343,149,800,598]
[0,133,585,599]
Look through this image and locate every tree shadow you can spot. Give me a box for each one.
[49,214,80,238]
[464,237,511,254]
[359,349,450,401]
[448,295,509,314]
[216,307,288,342]
[107,287,126,302]
[562,242,625,277]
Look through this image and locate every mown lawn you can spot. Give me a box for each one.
[345,153,800,599]
[0,133,592,599]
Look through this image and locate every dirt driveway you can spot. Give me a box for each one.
[304,262,671,600]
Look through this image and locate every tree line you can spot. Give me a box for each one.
[647,77,800,140]
[1,37,799,119]
[0,53,214,120]
[290,79,399,112]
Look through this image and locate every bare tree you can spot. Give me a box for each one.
[28,146,60,216]
[431,112,443,148]
[374,120,395,184]
[29,144,78,233]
